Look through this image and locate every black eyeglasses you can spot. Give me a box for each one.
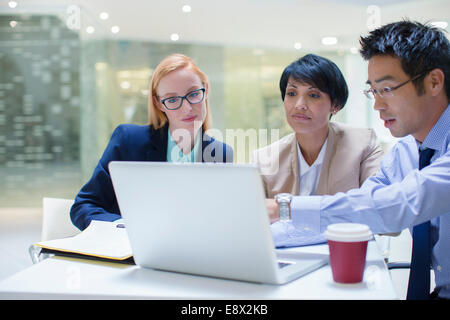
[363,71,429,100]
[160,88,205,110]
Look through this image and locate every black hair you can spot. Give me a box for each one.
[359,20,450,98]
[279,54,349,111]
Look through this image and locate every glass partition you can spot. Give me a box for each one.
[0,1,448,207]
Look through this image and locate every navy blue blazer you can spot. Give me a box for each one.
[70,123,233,230]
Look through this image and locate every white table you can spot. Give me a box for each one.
[0,241,398,299]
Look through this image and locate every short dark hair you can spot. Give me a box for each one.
[279,54,349,111]
[359,20,450,98]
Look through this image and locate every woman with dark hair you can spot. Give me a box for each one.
[252,54,384,217]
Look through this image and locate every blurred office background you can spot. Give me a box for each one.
[0,0,448,293]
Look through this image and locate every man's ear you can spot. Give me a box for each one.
[426,68,445,97]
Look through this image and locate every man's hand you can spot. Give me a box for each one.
[266,198,279,223]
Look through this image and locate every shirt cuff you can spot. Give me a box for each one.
[291,195,322,233]
[270,221,326,248]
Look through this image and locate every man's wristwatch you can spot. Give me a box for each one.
[275,193,293,221]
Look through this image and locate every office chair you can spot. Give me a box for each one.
[29,197,80,263]
[40,197,79,241]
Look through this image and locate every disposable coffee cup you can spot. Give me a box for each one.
[325,223,372,284]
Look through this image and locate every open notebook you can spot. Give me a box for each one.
[34,220,133,263]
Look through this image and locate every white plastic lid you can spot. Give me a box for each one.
[324,223,372,242]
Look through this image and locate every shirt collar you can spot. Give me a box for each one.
[297,138,328,177]
[421,104,450,152]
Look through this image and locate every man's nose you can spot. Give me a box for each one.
[372,95,387,111]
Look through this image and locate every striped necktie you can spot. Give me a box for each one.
[407,147,435,300]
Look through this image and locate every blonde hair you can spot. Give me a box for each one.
[148,53,212,131]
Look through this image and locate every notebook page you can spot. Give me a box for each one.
[35,220,132,260]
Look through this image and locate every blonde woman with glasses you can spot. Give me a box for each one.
[71,54,233,231]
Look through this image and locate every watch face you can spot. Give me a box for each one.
[275,193,293,203]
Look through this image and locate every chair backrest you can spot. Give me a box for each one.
[41,197,80,241]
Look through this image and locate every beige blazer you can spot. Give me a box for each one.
[252,122,384,198]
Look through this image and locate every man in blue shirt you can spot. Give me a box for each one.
[267,21,450,299]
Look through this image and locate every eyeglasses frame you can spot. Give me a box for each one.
[160,88,206,110]
[363,71,429,99]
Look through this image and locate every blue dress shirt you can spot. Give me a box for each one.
[273,104,450,298]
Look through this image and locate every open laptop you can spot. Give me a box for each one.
[109,161,328,284]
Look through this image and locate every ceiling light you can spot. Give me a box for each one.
[86,26,95,34]
[120,81,131,90]
[99,12,109,20]
[170,33,180,41]
[294,42,302,50]
[8,1,18,9]
[111,26,120,34]
[431,21,448,29]
[182,5,192,13]
[321,36,338,45]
